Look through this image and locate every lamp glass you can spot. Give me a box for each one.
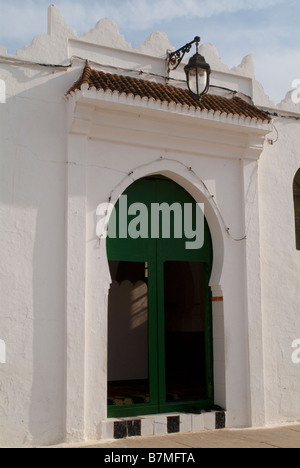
[187,68,208,97]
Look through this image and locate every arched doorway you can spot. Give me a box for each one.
[107,176,214,418]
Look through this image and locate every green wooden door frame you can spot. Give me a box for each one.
[107,176,214,418]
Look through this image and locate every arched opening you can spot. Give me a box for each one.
[294,169,300,250]
[106,175,214,418]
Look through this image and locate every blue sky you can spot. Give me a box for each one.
[0,0,299,104]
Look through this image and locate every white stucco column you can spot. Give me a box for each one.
[211,286,226,410]
[65,133,88,442]
[84,234,112,440]
[242,158,266,427]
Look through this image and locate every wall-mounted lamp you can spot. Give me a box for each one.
[167,36,211,101]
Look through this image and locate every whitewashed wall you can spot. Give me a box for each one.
[259,119,300,425]
[0,52,70,449]
[0,5,299,447]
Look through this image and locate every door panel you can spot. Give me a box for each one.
[163,261,207,403]
[108,261,150,405]
[107,259,160,418]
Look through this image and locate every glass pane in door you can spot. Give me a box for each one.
[108,261,150,407]
[164,261,207,402]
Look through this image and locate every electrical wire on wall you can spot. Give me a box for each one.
[0,53,283,112]
[271,123,279,144]
[1,53,299,121]
[0,54,73,69]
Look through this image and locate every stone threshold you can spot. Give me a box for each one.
[102,411,226,440]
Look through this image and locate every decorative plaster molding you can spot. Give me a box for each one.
[277,90,300,114]
[66,84,271,165]
[15,5,76,64]
[136,31,174,57]
[199,45,255,79]
[231,54,255,78]
[79,18,132,51]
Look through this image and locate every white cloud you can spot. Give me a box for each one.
[0,1,47,40]
[59,0,287,31]
[0,0,287,39]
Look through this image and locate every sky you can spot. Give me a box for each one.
[0,0,299,104]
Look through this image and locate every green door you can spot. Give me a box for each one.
[107,176,214,418]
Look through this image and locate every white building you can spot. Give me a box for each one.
[0,5,299,447]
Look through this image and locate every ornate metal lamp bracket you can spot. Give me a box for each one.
[167,36,200,74]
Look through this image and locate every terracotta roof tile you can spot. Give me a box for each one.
[67,62,271,122]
